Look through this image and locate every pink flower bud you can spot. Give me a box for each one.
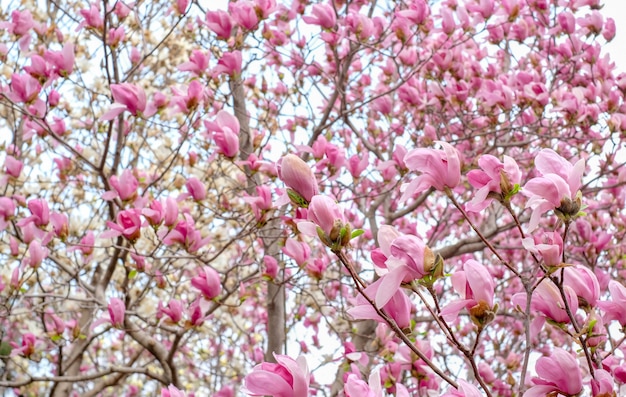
[108,298,126,328]
[191,266,221,300]
[277,154,319,203]
[186,177,207,200]
[4,155,23,178]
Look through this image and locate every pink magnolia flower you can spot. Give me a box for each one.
[347,153,369,178]
[523,149,585,231]
[50,212,69,240]
[254,0,276,19]
[298,195,351,249]
[44,310,67,337]
[191,266,221,300]
[302,4,336,29]
[44,43,75,77]
[521,231,563,268]
[24,55,49,80]
[401,141,461,202]
[230,1,259,30]
[4,155,23,178]
[92,298,127,330]
[277,154,319,204]
[440,260,496,327]
[344,372,381,397]
[1,10,35,36]
[205,10,233,39]
[102,169,139,201]
[10,333,40,358]
[214,51,242,77]
[79,3,104,30]
[263,256,278,279]
[17,198,50,228]
[282,238,310,267]
[68,231,95,258]
[101,83,147,120]
[7,73,41,103]
[186,298,208,327]
[160,214,211,253]
[172,80,204,112]
[563,265,600,307]
[597,280,626,326]
[525,348,582,397]
[204,111,240,158]
[185,177,207,201]
[375,233,436,307]
[178,50,210,77]
[441,380,484,397]
[347,276,412,329]
[591,369,615,397]
[108,298,126,328]
[513,279,577,324]
[161,385,187,397]
[243,354,310,397]
[157,299,184,325]
[101,209,143,241]
[0,197,16,231]
[466,154,521,212]
[242,185,272,221]
[25,240,49,268]
[143,196,178,227]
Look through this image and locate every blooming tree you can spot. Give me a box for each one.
[1,0,625,396]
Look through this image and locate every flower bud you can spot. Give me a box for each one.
[277,154,319,205]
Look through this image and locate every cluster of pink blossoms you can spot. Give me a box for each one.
[244,144,617,396]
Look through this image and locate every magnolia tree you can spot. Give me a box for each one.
[0,0,625,395]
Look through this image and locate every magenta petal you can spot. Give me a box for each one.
[440,300,470,322]
[376,267,406,308]
[274,354,308,397]
[243,370,294,397]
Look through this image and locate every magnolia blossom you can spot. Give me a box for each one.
[277,154,319,204]
[101,209,143,241]
[191,266,221,300]
[347,277,412,329]
[100,83,154,120]
[243,354,310,397]
[161,385,187,397]
[375,232,436,308]
[298,195,350,249]
[597,280,626,326]
[302,4,336,29]
[16,198,50,228]
[523,149,585,231]
[525,348,583,397]
[401,141,461,202]
[466,154,521,212]
[0,196,16,231]
[441,380,484,397]
[563,265,600,307]
[159,214,211,253]
[513,279,577,324]
[92,298,126,330]
[521,231,563,268]
[102,169,139,201]
[344,370,382,397]
[440,260,496,327]
[204,110,240,157]
[205,9,233,39]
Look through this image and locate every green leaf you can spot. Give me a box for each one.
[350,229,365,239]
[129,270,138,279]
[0,341,12,356]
